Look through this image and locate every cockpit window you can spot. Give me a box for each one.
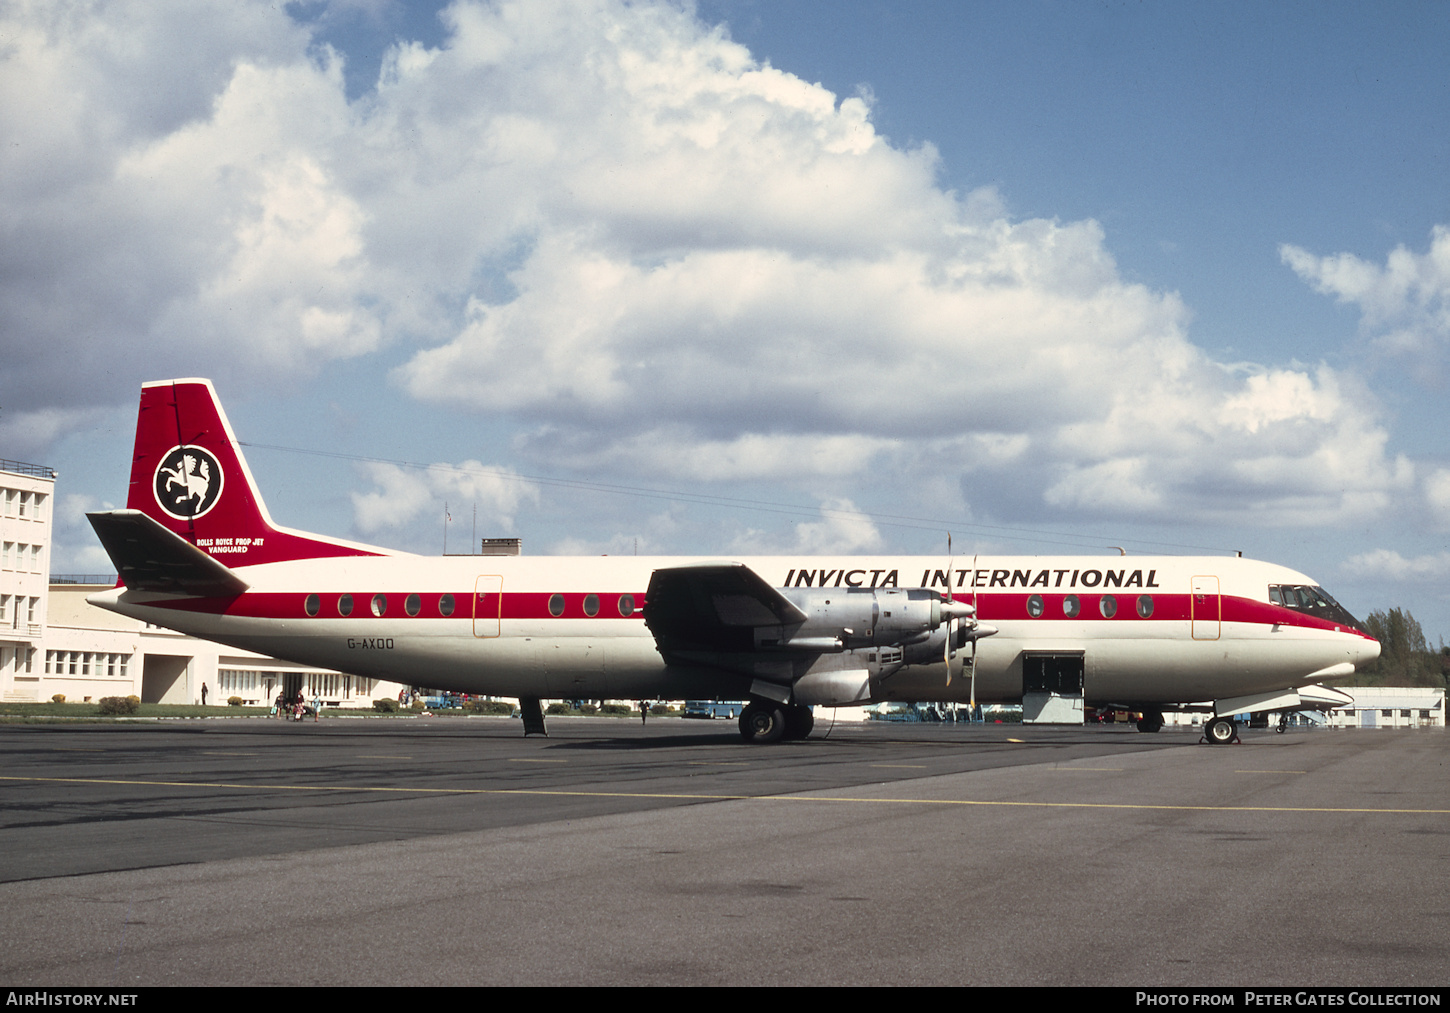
[1268,584,1364,631]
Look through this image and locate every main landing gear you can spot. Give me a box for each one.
[738,701,815,743]
[1135,710,1164,733]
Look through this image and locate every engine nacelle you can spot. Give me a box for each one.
[754,587,972,652]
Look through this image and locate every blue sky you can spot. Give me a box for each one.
[4,1,1449,638]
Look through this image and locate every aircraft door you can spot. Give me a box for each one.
[1191,575,1220,640]
[473,575,503,638]
[1022,652,1085,725]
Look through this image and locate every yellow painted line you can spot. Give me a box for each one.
[2,775,1446,815]
[1007,738,1025,743]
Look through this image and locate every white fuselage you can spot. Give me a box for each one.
[89,552,1379,707]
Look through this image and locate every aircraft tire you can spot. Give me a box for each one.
[1136,711,1164,733]
[739,703,786,744]
[783,705,815,740]
[1205,716,1236,745]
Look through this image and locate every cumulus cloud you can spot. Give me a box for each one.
[351,460,539,536]
[0,0,1417,532]
[1281,226,1450,360]
[728,499,884,555]
[1343,549,1450,584]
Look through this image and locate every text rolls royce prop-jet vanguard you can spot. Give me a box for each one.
[85,380,1379,744]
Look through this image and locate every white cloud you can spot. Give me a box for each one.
[0,0,1419,532]
[1281,226,1450,359]
[1343,549,1450,584]
[728,499,883,554]
[351,460,539,536]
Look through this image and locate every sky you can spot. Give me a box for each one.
[3,0,1449,638]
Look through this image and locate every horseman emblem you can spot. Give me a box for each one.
[153,446,224,519]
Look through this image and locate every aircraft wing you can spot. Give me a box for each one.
[87,509,249,597]
[643,562,807,658]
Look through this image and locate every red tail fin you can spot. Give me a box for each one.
[126,379,383,565]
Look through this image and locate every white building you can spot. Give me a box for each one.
[43,582,404,708]
[0,459,54,701]
[1322,686,1445,729]
[3,455,402,708]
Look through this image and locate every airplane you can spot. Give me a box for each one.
[85,379,1380,745]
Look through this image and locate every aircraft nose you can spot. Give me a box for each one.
[1358,635,1381,666]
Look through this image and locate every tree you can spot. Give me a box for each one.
[1354,608,1442,687]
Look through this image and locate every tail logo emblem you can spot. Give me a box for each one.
[154,446,224,520]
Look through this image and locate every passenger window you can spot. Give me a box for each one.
[618,594,636,617]
[549,593,565,617]
[371,594,387,617]
[304,594,320,617]
[439,593,455,617]
[1026,594,1044,618]
[583,594,599,617]
[1136,595,1153,619]
[405,593,421,617]
[338,594,353,617]
[1099,595,1117,619]
[1062,594,1080,618]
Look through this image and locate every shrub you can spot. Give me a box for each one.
[468,699,513,715]
[227,696,243,707]
[372,698,400,713]
[546,702,572,715]
[578,702,598,715]
[600,703,631,715]
[98,696,140,715]
[408,699,426,712]
[51,694,65,704]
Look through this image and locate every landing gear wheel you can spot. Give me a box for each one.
[1136,711,1164,733]
[783,705,815,740]
[739,703,786,744]
[1204,716,1236,745]
[1276,714,1289,734]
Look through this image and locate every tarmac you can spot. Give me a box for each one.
[0,715,1444,986]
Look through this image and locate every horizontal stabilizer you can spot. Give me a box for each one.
[87,509,249,597]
